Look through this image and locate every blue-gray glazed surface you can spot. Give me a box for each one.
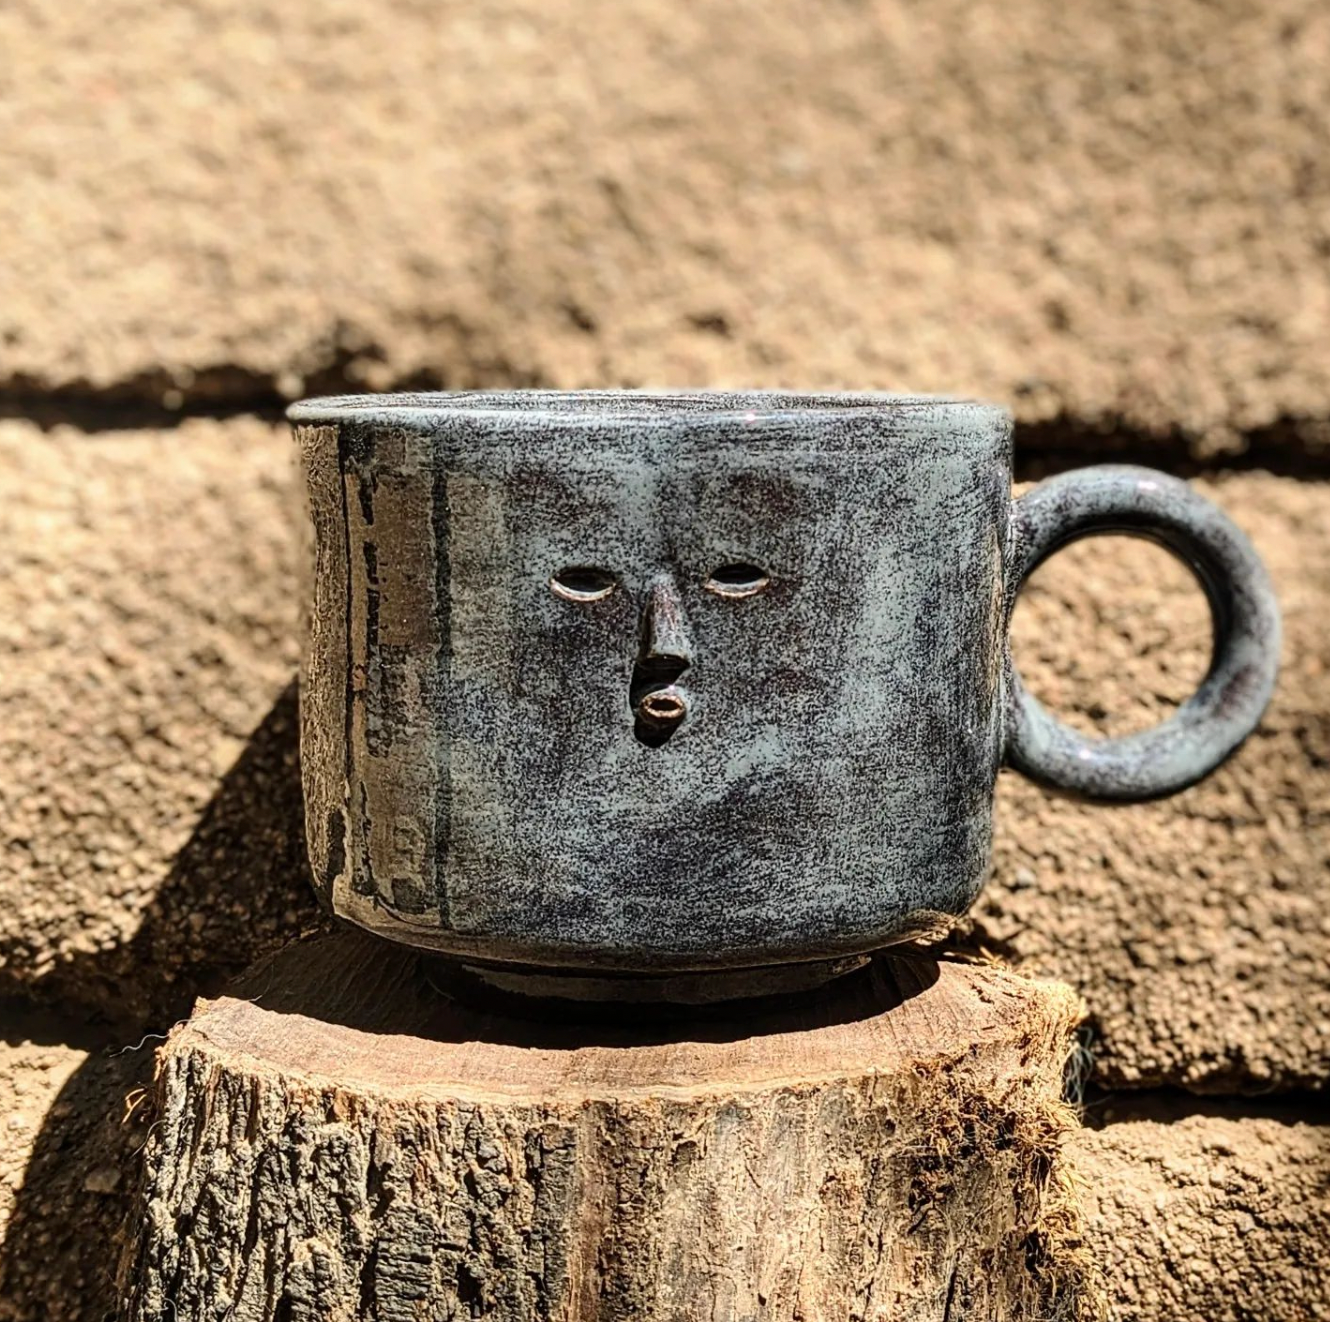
[289,391,1280,994]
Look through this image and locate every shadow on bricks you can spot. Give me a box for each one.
[0,682,325,1321]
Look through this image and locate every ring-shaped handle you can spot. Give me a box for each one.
[1006,465,1280,800]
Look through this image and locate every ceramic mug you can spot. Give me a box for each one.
[290,392,1279,1000]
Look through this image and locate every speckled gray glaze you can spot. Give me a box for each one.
[289,391,1280,997]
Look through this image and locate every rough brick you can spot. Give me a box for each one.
[4,1,1329,453]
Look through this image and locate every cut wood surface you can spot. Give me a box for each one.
[121,932,1095,1322]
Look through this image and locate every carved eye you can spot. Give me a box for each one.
[550,566,618,602]
[704,563,771,598]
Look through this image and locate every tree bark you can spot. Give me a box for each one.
[121,932,1097,1322]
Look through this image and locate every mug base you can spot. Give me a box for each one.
[425,952,873,1007]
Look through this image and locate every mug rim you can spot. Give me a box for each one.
[287,388,1009,428]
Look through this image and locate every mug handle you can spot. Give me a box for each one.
[1005,465,1280,800]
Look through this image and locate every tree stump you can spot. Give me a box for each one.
[121,932,1097,1322]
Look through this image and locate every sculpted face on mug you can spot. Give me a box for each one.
[439,441,1006,953]
[549,558,770,747]
[473,452,877,779]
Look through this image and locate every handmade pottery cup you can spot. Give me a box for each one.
[290,392,1279,1000]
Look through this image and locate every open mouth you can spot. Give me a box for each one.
[639,690,686,724]
[630,656,689,748]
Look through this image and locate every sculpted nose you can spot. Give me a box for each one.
[642,579,692,667]
[632,578,692,746]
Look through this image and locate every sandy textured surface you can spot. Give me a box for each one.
[0,418,321,1025]
[4,0,1330,453]
[1071,1102,1330,1321]
[0,1016,150,1322]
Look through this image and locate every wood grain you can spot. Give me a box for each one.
[122,932,1096,1321]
